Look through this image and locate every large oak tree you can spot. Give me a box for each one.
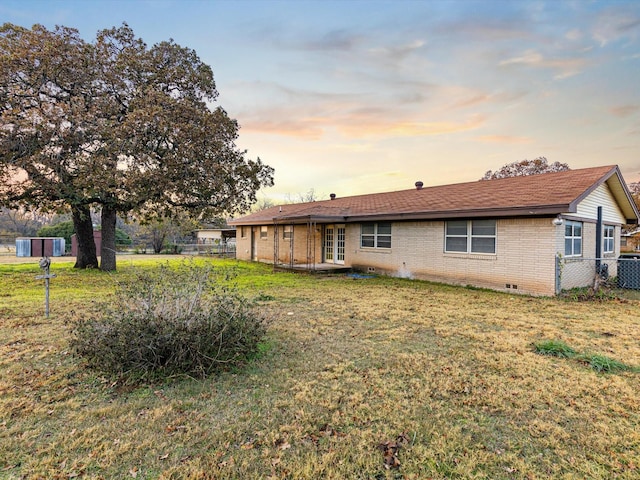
[0,23,273,270]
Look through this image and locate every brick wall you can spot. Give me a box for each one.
[235,217,621,296]
[348,219,559,296]
[235,224,322,264]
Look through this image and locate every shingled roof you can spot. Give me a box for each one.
[230,165,639,225]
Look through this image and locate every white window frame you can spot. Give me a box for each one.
[445,220,496,254]
[260,225,268,239]
[564,220,582,257]
[360,222,392,249]
[283,225,293,239]
[603,225,614,254]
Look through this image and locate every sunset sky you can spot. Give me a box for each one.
[3,0,640,202]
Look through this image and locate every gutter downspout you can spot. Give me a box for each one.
[595,206,602,274]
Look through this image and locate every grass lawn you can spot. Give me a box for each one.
[1,257,639,479]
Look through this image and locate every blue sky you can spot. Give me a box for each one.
[3,0,640,201]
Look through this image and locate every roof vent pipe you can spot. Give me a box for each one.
[415,181,424,190]
[330,193,336,200]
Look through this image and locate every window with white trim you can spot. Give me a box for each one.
[260,226,268,239]
[445,220,496,254]
[603,225,614,254]
[283,225,293,239]
[360,222,391,249]
[564,220,582,257]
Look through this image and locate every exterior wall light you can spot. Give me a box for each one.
[552,214,564,226]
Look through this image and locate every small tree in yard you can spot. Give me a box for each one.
[69,261,269,382]
[136,213,199,254]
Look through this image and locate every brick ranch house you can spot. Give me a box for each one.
[229,165,639,296]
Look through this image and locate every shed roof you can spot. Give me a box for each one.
[230,165,639,225]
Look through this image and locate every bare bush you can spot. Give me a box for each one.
[69,261,268,381]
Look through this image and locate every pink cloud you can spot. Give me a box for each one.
[474,135,532,144]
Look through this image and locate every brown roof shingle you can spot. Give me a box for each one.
[230,165,639,225]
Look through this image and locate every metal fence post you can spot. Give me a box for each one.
[555,254,561,295]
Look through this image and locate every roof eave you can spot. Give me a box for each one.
[347,205,572,223]
[230,206,574,225]
[274,215,348,224]
[229,215,347,225]
[571,165,639,224]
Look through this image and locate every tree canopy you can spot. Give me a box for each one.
[481,157,570,180]
[0,207,47,238]
[628,181,640,225]
[0,22,274,270]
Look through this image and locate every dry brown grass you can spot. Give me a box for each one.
[1,258,639,479]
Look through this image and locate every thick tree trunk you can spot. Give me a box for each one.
[72,205,98,269]
[100,206,117,272]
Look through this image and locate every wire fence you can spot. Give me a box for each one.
[177,243,236,257]
[0,241,236,258]
[556,255,640,293]
[110,242,237,257]
[0,243,16,256]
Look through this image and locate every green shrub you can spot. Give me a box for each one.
[533,339,577,358]
[69,261,268,382]
[38,220,75,250]
[576,353,634,373]
[534,339,638,374]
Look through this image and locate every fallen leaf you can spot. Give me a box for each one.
[396,432,410,446]
[378,432,411,470]
[154,390,168,400]
[383,454,401,469]
[165,424,187,434]
[274,437,291,450]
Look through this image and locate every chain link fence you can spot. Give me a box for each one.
[0,235,16,256]
[0,239,236,258]
[556,255,640,293]
[179,242,236,257]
